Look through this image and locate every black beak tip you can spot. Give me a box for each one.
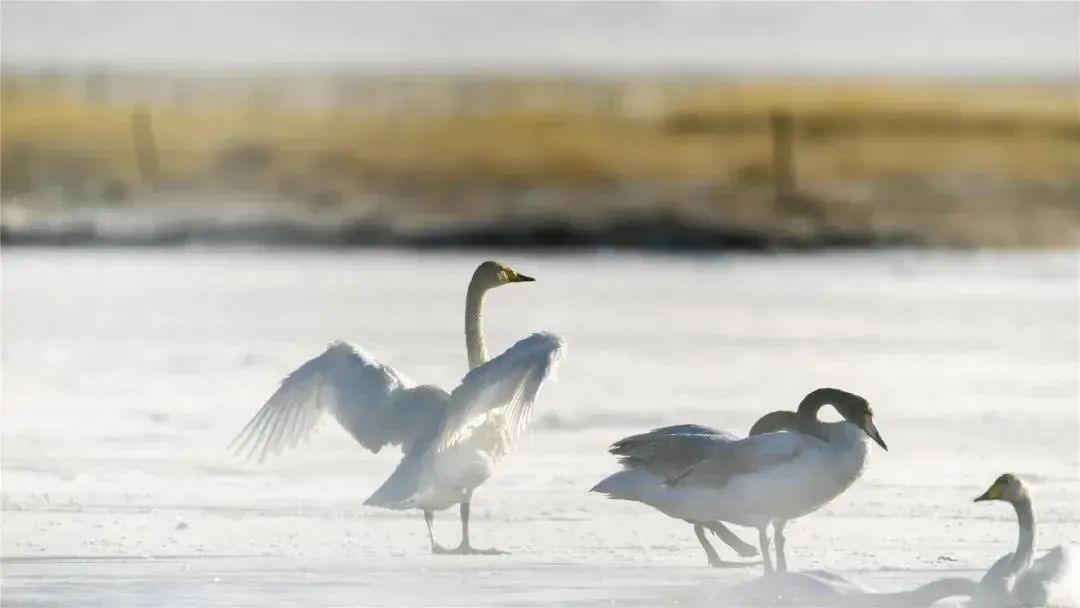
[518,274,535,282]
[872,433,888,451]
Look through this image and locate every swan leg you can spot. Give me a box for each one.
[694,523,759,568]
[425,509,451,554]
[694,523,723,566]
[436,501,508,556]
[774,520,788,573]
[758,525,774,574]
[704,521,760,558]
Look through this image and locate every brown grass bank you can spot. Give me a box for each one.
[2,73,1078,248]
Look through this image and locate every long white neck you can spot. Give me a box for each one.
[465,276,489,369]
[1008,496,1036,576]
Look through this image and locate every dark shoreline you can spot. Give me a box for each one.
[0,216,921,252]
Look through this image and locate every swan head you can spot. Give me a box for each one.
[809,388,888,451]
[975,473,1029,504]
[473,261,535,290]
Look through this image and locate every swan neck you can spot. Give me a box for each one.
[1010,496,1036,573]
[796,392,828,420]
[794,392,831,440]
[465,276,489,369]
[749,410,799,436]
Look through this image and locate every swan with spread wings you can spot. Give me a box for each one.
[231,261,565,555]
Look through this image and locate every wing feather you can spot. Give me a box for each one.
[670,432,808,487]
[436,332,565,455]
[609,425,737,480]
[230,341,440,462]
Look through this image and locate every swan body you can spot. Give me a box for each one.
[593,388,886,572]
[684,423,868,525]
[596,423,869,526]
[232,261,565,554]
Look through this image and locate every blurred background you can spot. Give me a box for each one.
[3,1,1078,249]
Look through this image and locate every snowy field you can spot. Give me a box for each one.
[2,248,1078,607]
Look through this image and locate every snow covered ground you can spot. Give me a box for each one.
[2,249,1077,607]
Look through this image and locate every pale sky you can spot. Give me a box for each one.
[2,2,1077,79]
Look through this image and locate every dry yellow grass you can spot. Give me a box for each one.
[4,79,1078,189]
[2,77,1078,246]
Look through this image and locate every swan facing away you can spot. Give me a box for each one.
[231,261,565,554]
[592,388,887,573]
[972,473,1076,608]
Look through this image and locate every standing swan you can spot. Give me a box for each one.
[230,261,565,554]
[593,409,830,568]
[972,473,1076,608]
[592,388,887,573]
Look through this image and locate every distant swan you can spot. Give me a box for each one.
[592,388,887,572]
[231,261,565,554]
[971,473,1076,608]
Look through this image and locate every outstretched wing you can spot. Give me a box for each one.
[608,424,739,480]
[436,332,565,457]
[230,341,446,462]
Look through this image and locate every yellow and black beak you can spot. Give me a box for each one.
[510,272,535,283]
[974,482,1003,503]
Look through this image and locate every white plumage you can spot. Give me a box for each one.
[593,388,886,572]
[231,261,564,554]
[972,474,1077,608]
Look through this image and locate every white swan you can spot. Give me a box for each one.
[230,261,565,554]
[592,387,887,572]
[971,473,1076,608]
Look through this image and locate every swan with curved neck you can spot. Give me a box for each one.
[746,388,887,573]
[231,260,562,555]
[592,387,887,573]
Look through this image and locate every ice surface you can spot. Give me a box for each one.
[2,249,1078,606]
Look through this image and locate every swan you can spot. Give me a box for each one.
[592,387,887,573]
[588,414,802,568]
[971,473,1076,608]
[230,261,565,555]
